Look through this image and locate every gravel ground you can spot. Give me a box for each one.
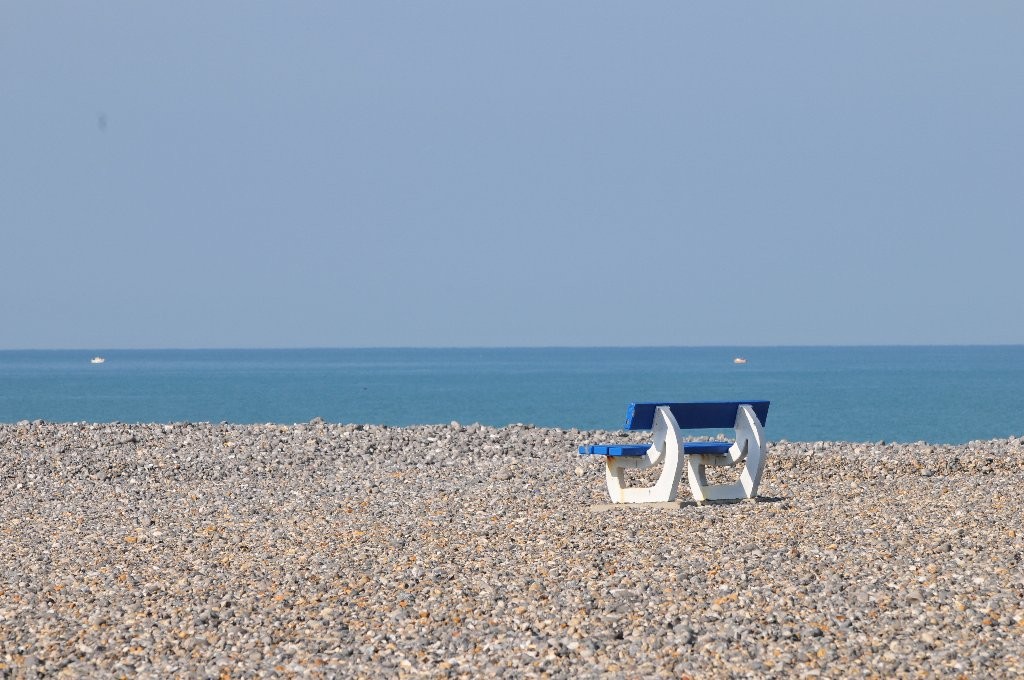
[1,420,1022,678]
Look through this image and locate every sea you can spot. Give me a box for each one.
[1,346,1022,444]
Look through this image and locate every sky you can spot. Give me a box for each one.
[2,3,1022,349]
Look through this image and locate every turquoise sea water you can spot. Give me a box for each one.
[1,346,1022,443]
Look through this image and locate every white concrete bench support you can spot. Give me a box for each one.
[605,406,685,503]
[685,404,768,503]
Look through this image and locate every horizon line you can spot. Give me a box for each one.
[3,343,1024,352]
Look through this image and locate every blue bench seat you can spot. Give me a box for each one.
[579,441,733,457]
[579,400,770,504]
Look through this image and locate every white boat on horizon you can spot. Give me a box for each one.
[733,357,747,364]
[90,357,105,364]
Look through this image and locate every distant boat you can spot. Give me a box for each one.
[733,357,747,364]
[90,357,105,364]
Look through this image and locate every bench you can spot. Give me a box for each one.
[579,401,770,504]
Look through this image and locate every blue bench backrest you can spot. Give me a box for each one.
[624,401,770,431]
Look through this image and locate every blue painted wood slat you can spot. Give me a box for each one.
[579,441,733,457]
[578,444,650,457]
[624,401,770,431]
[683,441,734,455]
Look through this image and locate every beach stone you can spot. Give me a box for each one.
[1,422,1022,677]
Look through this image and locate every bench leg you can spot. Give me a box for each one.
[605,406,685,503]
[687,404,769,503]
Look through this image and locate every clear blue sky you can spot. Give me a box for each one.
[3,3,1022,349]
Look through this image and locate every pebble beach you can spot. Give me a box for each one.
[2,420,1023,678]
